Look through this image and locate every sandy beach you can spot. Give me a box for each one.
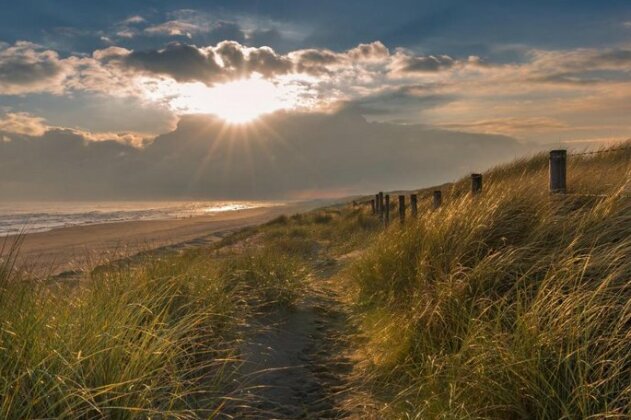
[3,202,316,277]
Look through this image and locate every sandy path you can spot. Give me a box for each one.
[2,203,314,277]
[223,253,358,419]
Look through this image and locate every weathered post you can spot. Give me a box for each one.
[371,199,376,214]
[410,194,418,217]
[433,190,442,209]
[384,194,390,227]
[549,150,567,193]
[471,173,483,196]
[398,195,405,225]
[375,193,380,213]
[378,192,384,222]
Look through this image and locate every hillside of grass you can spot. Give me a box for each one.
[348,146,631,418]
[1,143,630,418]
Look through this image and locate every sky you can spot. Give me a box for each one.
[0,1,630,200]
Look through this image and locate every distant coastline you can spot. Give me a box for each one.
[0,200,281,237]
[1,201,320,278]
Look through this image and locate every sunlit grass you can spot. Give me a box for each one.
[3,143,628,417]
[0,200,379,417]
[349,143,631,418]
[0,234,313,417]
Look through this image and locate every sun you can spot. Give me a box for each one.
[165,74,303,124]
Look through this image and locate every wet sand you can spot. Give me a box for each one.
[2,202,315,277]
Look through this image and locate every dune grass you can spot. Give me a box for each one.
[350,145,631,418]
[0,202,378,418]
[0,237,309,418]
[2,143,630,418]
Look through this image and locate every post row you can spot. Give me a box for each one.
[365,148,569,226]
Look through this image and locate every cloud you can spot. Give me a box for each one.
[104,41,293,84]
[6,39,627,102]
[0,111,148,147]
[77,130,148,147]
[438,117,568,135]
[83,42,631,144]
[145,20,202,37]
[111,15,146,39]
[392,53,455,73]
[94,40,392,88]
[134,9,298,49]
[142,10,232,38]
[291,49,341,75]
[595,49,631,66]
[529,72,603,86]
[123,43,223,82]
[288,42,389,76]
[524,47,631,84]
[0,112,48,136]
[245,46,293,77]
[0,42,139,97]
[0,42,72,94]
[115,29,137,39]
[0,39,630,145]
[123,16,145,25]
[0,110,525,200]
[0,129,140,199]
[139,10,258,45]
[340,85,453,122]
[215,41,246,68]
[348,42,390,61]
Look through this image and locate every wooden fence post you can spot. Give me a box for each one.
[398,195,405,225]
[410,194,418,217]
[549,150,567,193]
[379,192,384,220]
[384,194,390,226]
[371,199,376,214]
[433,190,442,209]
[375,193,380,214]
[471,173,483,195]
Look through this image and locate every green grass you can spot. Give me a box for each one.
[349,144,631,418]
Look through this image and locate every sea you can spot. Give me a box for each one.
[0,201,273,237]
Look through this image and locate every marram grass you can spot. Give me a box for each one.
[1,143,630,418]
[350,144,631,418]
[0,241,305,418]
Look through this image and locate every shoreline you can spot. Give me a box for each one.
[2,202,318,278]
[0,200,283,238]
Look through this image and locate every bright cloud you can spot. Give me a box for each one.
[142,74,319,122]
[0,111,149,147]
[0,39,630,142]
[0,112,48,136]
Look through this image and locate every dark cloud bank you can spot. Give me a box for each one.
[0,110,524,200]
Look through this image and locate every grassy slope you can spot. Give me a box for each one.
[349,146,631,418]
[1,144,630,418]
